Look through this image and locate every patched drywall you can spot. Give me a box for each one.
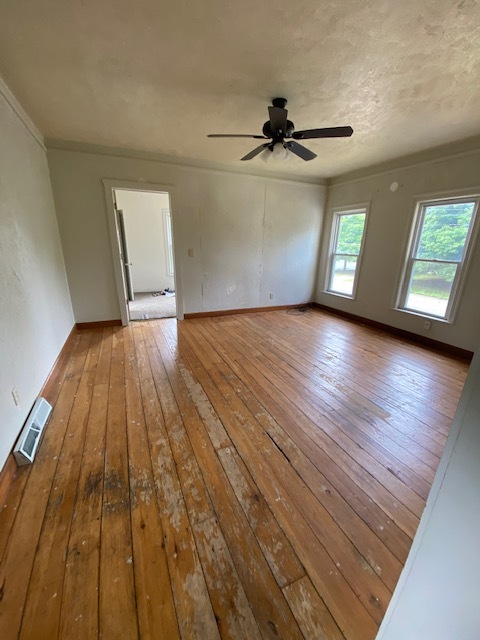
[0,80,74,470]
[115,189,174,293]
[315,150,480,351]
[47,146,325,322]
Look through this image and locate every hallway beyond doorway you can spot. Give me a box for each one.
[128,290,176,320]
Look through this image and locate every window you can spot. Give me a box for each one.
[163,208,174,276]
[327,207,368,297]
[398,196,479,321]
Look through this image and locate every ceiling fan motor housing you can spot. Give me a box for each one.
[271,97,288,109]
[262,119,295,139]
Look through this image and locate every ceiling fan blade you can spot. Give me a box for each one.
[241,143,271,161]
[268,106,288,134]
[285,141,317,161]
[292,126,353,140]
[208,134,268,139]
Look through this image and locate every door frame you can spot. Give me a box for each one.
[103,179,183,325]
[116,207,135,302]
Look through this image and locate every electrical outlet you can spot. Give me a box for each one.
[269,293,273,300]
[424,320,431,331]
[188,248,194,257]
[11,387,20,406]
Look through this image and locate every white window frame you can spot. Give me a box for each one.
[325,205,369,299]
[163,208,174,276]
[396,194,480,323]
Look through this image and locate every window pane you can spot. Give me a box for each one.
[330,256,358,295]
[405,261,457,317]
[336,213,366,255]
[416,202,475,261]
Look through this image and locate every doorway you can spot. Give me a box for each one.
[104,181,180,325]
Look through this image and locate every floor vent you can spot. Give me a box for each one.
[13,397,52,466]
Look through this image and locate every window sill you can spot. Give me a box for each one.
[394,307,452,324]
[324,290,355,301]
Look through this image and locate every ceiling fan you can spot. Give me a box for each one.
[207,98,353,162]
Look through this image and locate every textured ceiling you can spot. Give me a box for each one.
[1,0,480,178]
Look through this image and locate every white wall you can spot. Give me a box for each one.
[0,80,74,471]
[47,145,325,322]
[115,190,174,293]
[315,148,480,351]
[377,340,480,640]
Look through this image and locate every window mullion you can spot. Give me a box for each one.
[412,258,460,265]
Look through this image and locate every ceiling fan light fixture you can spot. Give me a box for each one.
[272,141,288,159]
[260,147,272,163]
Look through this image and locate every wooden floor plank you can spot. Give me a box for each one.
[39,329,81,405]
[58,328,112,639]
[192,516,263,640]
[261,311,461,427]
[178,327,404,588]
[212,320,426,518]
[207,355,412,565]
[58,382,108,640]
[0,467,30,564]
[178,323,382,638]
[99,328,139,640]
[124,328,181,640]
[0,310,468,640]
[217,446,306,590]
[0,332,92,639]
[145,343,216,527]
[19,331,101,640]
[138,324,277,639]
[229,319,436,498]
[196,319,421,539]
[136,332,219,639]
[252,311,453,422]
[148,323,307,640]
[283,576,345,640]
[238,315,441,473]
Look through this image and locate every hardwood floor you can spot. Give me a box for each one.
[0,310,469,639]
